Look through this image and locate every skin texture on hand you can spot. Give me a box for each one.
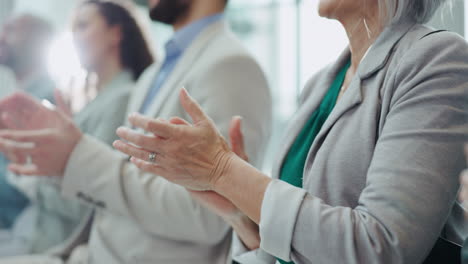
[114,88,236,191]
[0,92,82,176]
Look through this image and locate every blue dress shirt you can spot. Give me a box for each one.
[139,13,224,114]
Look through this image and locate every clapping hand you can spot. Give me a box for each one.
[0,92,82,176]
[114,88,239,191]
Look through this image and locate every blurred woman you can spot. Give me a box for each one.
[115,0,468,263]
[1,0,153,257]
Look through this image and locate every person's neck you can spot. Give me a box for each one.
[341,14,383,75]
[172,3,223,31]
[94,55,123,90]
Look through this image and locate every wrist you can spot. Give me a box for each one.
[210,150,238,191]
[228,213,260,250]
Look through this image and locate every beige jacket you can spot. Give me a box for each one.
[62,20,272,264]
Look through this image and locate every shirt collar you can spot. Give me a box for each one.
[164,13,224,59]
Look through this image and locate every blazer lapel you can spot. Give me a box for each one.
[307,75,362,160]
[308,20,417,158]
[144,21,227,118]
[125,63,162,125]
[271,50,351,179]
[271,20,416,179]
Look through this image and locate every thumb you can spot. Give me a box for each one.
[229,116,248,162]
[179,88,207,124]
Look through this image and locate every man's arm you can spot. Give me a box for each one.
[62,55,272,244]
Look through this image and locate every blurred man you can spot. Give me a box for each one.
[0,0,271,263]
[0,14,55,231]
[0,14,55,101]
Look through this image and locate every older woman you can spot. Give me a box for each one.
[113,0,468,263]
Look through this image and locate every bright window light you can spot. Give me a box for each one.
[47,32,86,92]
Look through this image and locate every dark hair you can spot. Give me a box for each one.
[80,0,154,80]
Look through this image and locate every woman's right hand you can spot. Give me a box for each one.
[187,117,261,250]
[188,116,248,220]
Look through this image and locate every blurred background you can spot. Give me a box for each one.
[0,0,465,170]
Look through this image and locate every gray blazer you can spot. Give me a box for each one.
[234,20,468,264]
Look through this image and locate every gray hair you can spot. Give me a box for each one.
[380,0,451,24]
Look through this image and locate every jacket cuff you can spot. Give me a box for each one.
[259,180,307,261]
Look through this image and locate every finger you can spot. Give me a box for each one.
[54,90,65,108]
[169,117,191,126]
[54,90,70,115]
[179,88,208,124]
[0,137,36,162]
[8,163,41,176]
[0,129,51,143]
[0,92,43,117]
[113,140,156,162]
[229,116,249,162]
[128,113,176,139]
[116,127,167,150]
[0,92,38,112]
[130,156,168,176]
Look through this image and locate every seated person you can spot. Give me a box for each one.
[0,0,153,257]
[113,0,468,263]
[0,14,55,230]
[0,0,272,263]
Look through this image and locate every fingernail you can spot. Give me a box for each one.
[116,127,127,134]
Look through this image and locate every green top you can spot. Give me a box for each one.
[277,60,350,264]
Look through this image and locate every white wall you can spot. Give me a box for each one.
[13,0,76,30]
[429,0,464,37]
[466,0,468,37]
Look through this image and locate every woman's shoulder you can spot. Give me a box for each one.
[393,24,468,68]
[390,24,468,84]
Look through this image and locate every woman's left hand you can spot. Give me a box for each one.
[113,89,238,191]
